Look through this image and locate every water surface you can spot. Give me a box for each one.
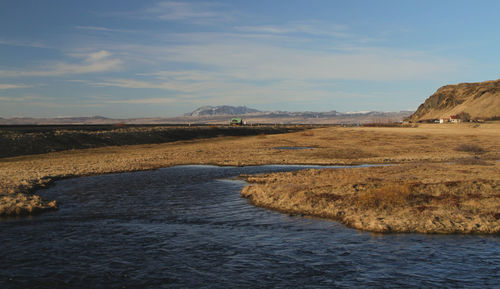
[0,165,498,288]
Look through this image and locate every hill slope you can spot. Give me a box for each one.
[408,78,500,122]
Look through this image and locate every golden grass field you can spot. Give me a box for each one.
[1,123,499,233]
[242,163,499,233]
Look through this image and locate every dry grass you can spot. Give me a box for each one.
[242,163,500,233]
[454,157,491,166]
[1,122,499,229]
[455,143,487,154]
[355,184,412,210]
[301,131,315,136]
[311,148,376,160]
[0,193,57,216]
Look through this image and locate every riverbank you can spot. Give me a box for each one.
[1,123,499,233]
[242,162,500,234]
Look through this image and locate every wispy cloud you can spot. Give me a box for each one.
[105,97,178,104]
[0,95,44,101]
[100,1,232,24]
[51,7,465,114]
[0,51,123,78]
[0,38,50,49]
[89,77,221,94]
[86,72,343,107]
[75,25,116,32]
[76,35,460,110]
[234,21,351,38]
[138,70,219,81]
[0,83,30,89]
[118,42,457,81]
[145,1,231,23]
[75,26,136,33]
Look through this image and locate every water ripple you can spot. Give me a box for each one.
[0,165,498,288]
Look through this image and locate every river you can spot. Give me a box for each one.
[1,165,498,288]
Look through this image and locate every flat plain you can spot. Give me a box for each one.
[1,123,498,233]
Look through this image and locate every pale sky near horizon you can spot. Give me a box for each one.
[1,0,499,118]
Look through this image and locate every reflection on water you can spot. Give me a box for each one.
[0,165,498,288]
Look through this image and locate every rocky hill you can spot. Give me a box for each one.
[407,78,500,122]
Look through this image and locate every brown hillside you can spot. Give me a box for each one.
[408,78,500,122]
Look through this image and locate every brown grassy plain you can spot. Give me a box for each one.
[242,163,500,233]
[1,123,499,233]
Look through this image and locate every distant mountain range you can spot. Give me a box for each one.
[185,105,260,116]
[0,106,413,125]
[180,105,412,124]
[184,105,410,118]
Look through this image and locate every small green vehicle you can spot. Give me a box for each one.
[230,118,243,126]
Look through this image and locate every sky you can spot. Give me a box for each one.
[1,0,499,118]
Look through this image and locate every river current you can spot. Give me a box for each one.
[1,165,498,288]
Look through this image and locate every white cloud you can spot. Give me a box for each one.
[80,38,460,110]
[97,1,234,24]
[0,84,30,89]
[69,18,458,83]
[0,96,20,101]
[137,70,218,81]
[74,26,136,33]
[0,50,122,77]
[84,50,112,62]
[145,1,230,23]
[105,97,178,104]
[86,74,336,106]
[127,42,457,81]
[0,95,44,101]
[52,15,465,113]
[234,26,291,34]
[0,38,50,49]
[89,77,221,94]
[91,78,169,89]
[234,21,351,38]
[75,26,115,31]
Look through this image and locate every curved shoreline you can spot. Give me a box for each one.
[0,161,374,217]
[241,163,500,234]
[1,124,499,233]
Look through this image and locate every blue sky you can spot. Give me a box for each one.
[1,0,499,117]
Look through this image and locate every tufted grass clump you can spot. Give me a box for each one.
[355,183,412,211]
[455,143,486,154]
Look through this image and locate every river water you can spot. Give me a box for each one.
[1,165,498,288]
